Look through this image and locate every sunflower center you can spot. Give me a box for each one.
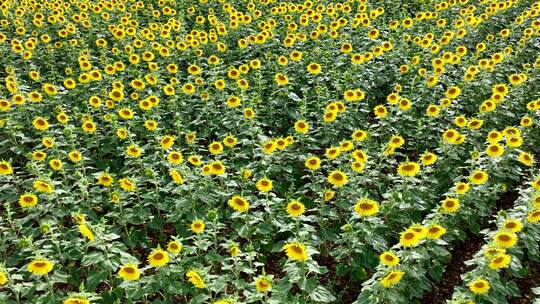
[402,164,414,171]
[498,234,511,242]
[332,173,343,181]
[291,245,303,254]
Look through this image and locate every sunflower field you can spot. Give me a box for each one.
[0,0,540,303]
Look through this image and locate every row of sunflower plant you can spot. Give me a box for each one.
[352,4,540,301]
[446,176,540,304]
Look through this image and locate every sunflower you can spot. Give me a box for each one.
[305,156,321,170]
[445,86,462,99]
[42,137,55,148]
[352,150,368,163]
[307,62,321,75]
[442,129,460,144]
[398,98,412,111]
[244,108,255,119]
[97,172,114,187]
[118,108,134,120]
[325,147,341,159]
[223,135,237,148]
[0,271,8,286]
[63,297,90,304]
[274,73,289,85]
[493,231,517,248]
[489,253,511,270]
[454,182,470,195]
[49,159,63,171]
[19,193,38,208]
[262,140,277,154]
[532,195,540,209]
[79,224,94,241]
[397,162,420,177]
[323,110,337,123]
[420,152,437,166]
[351,161,365,172]
[486,143,504,158]
[167,151,184,165]
[119,178,136,191]
[379,251,399,266]
[28,259,54,275]
[81,121,96,133]
[533,177,540,191]
[209,141,223,155]
[469,278,490,294]
[518,152,534,166]
[425,224,447,239]
[470,170,489,185]
[324,190,336,202]
[226,96,242,108]
[228,195,250,212]
[186,270,205,288]
[32,151,47,161]
[286,200,305,217]
[502,219,523,233]
[147,249,169,267]
[354,198,379,217]
[118,264,140,281]
[32,117,50,131]
[399,230,421,248]
[68,151,82,163]
[160,135,175,150]
[388,135,405,148]
[167,241,182,254]
[229,244,240,257]
[327,170,348,187]
[283,242,308,262]
[374,105,388,118]
[0,99,11,111]
[191,219,205,234]
[126,145,142,158]
[441,198,460,214]
[294,120,309,134]
[255,276,272,293]
[380,271,405,288]
[527,210,540,223]
[33,180,53,193]
[256,178,273,192]
[0,161,13,175]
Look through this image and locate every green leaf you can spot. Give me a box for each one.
[309,285,336,303]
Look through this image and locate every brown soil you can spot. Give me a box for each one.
[509,261,540,304]
[422,233,485,304]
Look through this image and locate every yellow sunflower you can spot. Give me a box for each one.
[255,276,272,293]
[147,249,169,268]
[28,259,54,275]
[283,242,308,262]
[286,200,305,217]
[380,271,405,288]
[327,170,348,187]
[118,263,140,281]
[228,195,250,212]
[354,198,380,217]
[379,251,399,266]
[186,270,205,288]
[469,278,490,294]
